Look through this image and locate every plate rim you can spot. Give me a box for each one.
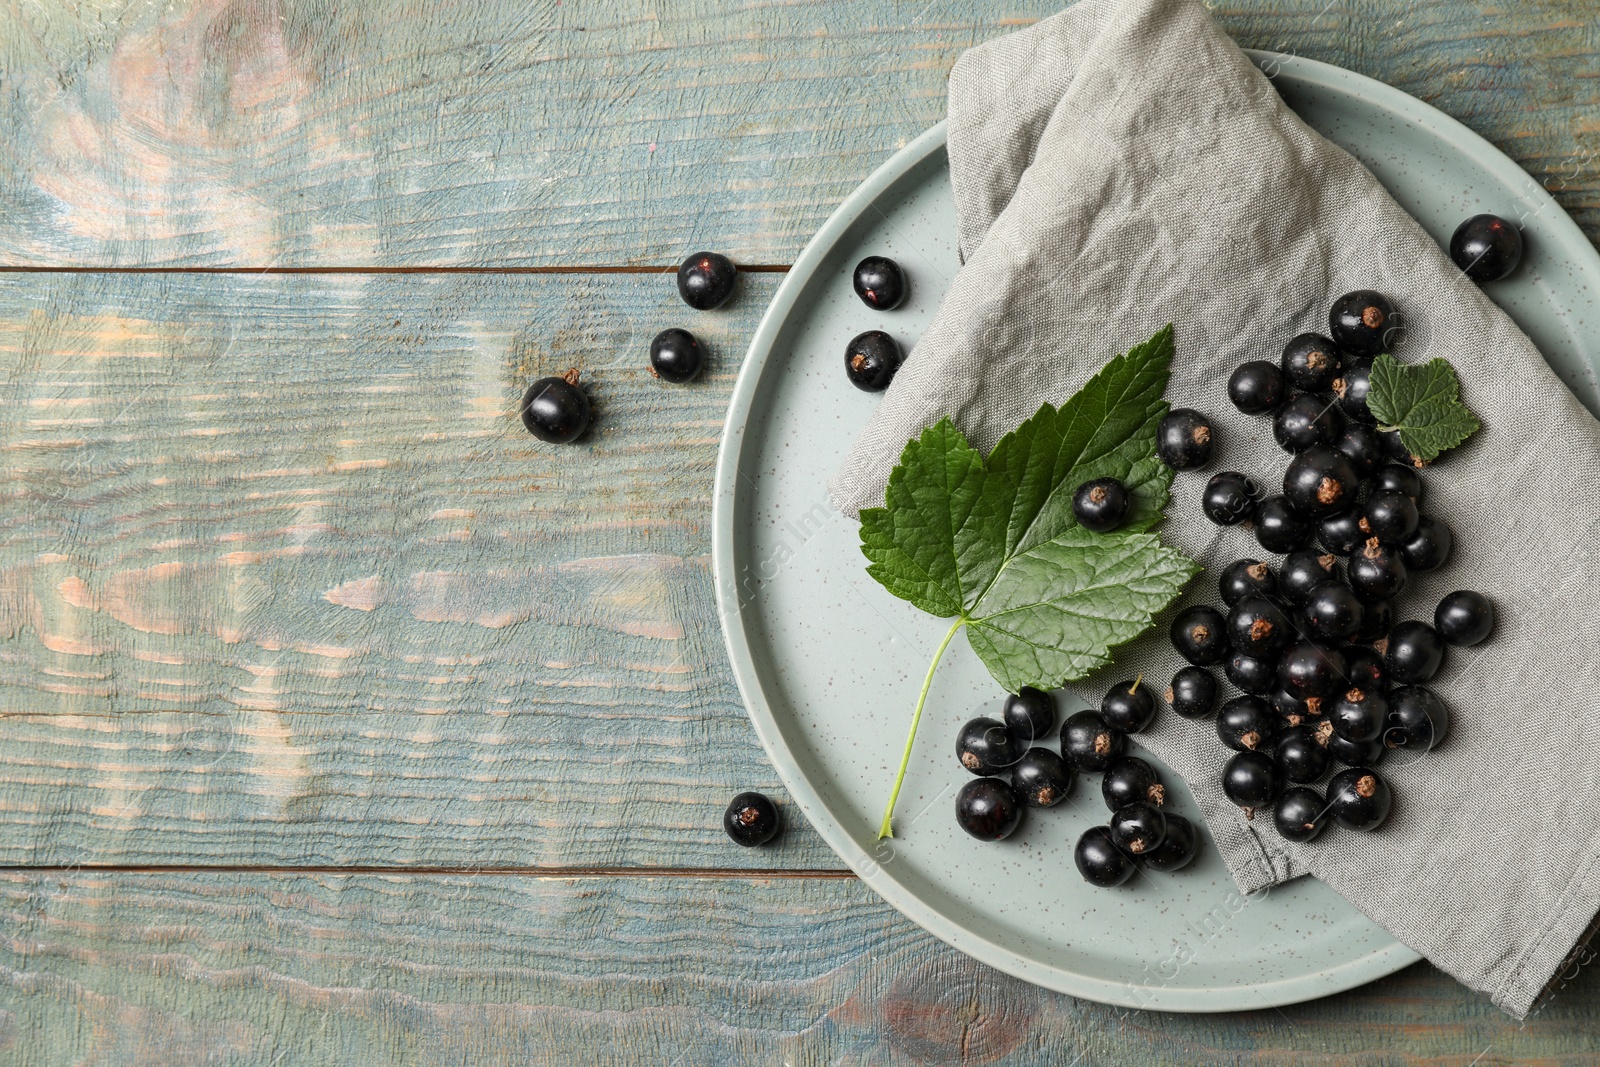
[712,49,1597,1011]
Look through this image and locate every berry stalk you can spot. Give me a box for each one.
[877,617,965,840]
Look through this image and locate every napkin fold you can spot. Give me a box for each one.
[829,0,1600,1016]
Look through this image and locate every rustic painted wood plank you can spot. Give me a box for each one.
[2,870,1599,1066]
[1,0,1595,267]
[0,269,854,869]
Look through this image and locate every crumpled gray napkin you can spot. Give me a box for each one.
[828,0,1600,1017]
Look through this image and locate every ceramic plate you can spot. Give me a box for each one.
[712,51,1600,1011]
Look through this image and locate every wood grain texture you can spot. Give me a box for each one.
[0,269,844,870]
[1,0,1595,267]
[3,870,1600,1067]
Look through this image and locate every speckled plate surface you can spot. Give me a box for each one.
[712,52,1600,1011]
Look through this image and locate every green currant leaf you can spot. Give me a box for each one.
[1367,353,1480,463]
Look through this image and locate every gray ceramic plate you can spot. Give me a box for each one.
[712,51,1600,1011]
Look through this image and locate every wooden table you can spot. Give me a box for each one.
[1,2,1597,1063]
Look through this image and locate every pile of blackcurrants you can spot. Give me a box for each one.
[1163,289,1495,844]
[952,682,1201,887]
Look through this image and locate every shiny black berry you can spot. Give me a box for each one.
[1166,666,1218,720]
[1384,620,1444,684]
[955,716,1023,776]
[1349,537,1407,603]
[1450,214,1523,282]
[1353,598,1393,644]
[1073,477,1131,533]
[1156,409,1214,470]
[844,330,902,391]
[521,369,592,444]
[648,328,705,383]
[1334,423,1385,480]
[1371,463,1423,501]
[1102,756,1166,810]
[1320,720,1385,767]
[1273,393,1342,453]
[1284,446,1359,519]
[1217,695,1277,753]
[1061,710,1125,772]
[1279,549,1340,606]
[1011,748,1075,808]
[678,251,738,310]
[1378,428,1419,467]
[1360,490,1419,544]
[1109,802,1168,857]
[1278,641,1346,700]
[1400,516,1454,572]
[1076,825,1136,886]
[1302,581,1364,645]
[1331,358,1376,424]
[1385,686,1449,752]
[1228,595,1292,659]
[1341,645,1388,692]
[1281,333,1343,393]
[1274,725,1332,783]
[852,255,907,310]
[1434,590,1495,647]
[1141,814,1200,872]
[955,778,1024,840]
[1101,677,1156,733]
[1330,686,1388,743]
[1326,768,1391,831]
[1229,360,1287,415]
[1329,290,1397,357]
[1222,750,1281,817]
[1219,559,1277,606]
[1317,510,1365,555]
[1171,605,1228,666]
[1273,787,1329,842]
[1255,496,1312,554]
[1202,472,1261,526]
[1002,686,1056,743]
[724,791,781,846]
[1226,651,1279,695]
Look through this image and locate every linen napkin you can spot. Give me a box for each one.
[828,0,1600,1016]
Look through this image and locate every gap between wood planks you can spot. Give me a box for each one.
[0,265,792,274]
[0,864,854,879]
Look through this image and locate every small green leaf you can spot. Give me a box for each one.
[1367,353,1480,463]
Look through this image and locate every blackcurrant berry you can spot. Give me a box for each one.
[1222,750,1282,817]
[1274,724,1332,783]
[1226,651,1280,695]
[1330,686,1388,743]
[1434,590,1495,647]
[955,716,1024,776]
[1283,446,1359,519]
[1141,814,1200,872]
[1011,748,1076,808]
[678,251,738,310]
[1076,825,1136,886]
[1101,677,1156,733]
[724,791,782,846]
[1371,463,1423,501]
[1002,686,1056,743]
[1255,496,1312,554]
[1378,428,1418,467]
[844,330,902,391]
[1383,620,1444,684]
[1227,595,1293,659]
[1273,393,1342,453]
[1331,358,1376,424]
[1320,720,1385,767]
[1349,537,1407,603]
[1317,510,1365,555]
[1229,360,1287,415]
[1202,472,1261,526]
[1110,802,1168,856]
[1281,333,1343,394]
[1279,548,1340,606]
[1217,695,1278,753]
[1274,787,1329,842]
[521,369,592,444]
[1400,516,1454,572]
[1327,767,1391,831]
[1302,581,1364,645]
[1061,710,1126,772]
[1450,214,1523,282]
[1353,598,1393,644]
[1278,641,1346,699]
[1166,666,1218,720]
[1272,687,1324,727]
[1385,686,1449,752]
[1329,290,1397,356]
[649,328,705,383]
[1340,645,1388,692]
[1219,558,1277,606]
[1360,490,1419,544]
[1334,422,1385,480]
[1073,477,1131,533]
[1171,605,1229,666]
[955,778,1024,840]
[1156,409,1214,470]
[1102,756,1166,810]
[852,255,907,310]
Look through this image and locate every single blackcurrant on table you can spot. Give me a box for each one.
[1254,496,1312,553]
[677,250,738,310]
[1202,472,1260,526]
[1073,477,1132,532]
[1450,213,1523,282]
[1273,393,1342,452]
[1384,620,1445,684]
[955,778,1024,840]
[1279,642,1346,699]
[1281,333,1342,393]
[1002,687,1056,743]
[1401,516,1454,572]
[1061,711,1126,772]
[1171,605,1229,665]
[1301,580,1364,644]
[852,255,907,310]
[1434,590,1495,646]
[1361,489,1419,544]
[844,330,902,391]
[1011,748,1075,808]
[649,328,705,383]
[1334,422,1385,479]
[724,792,781,846]
[1327,768,1392,831]
[1329,290,1397,356]
[1217,695,1278,752]
[1226,651,1279,695]
[1332,358,1377,424]
[1228,360,1286,415]
[1156,409,1214,469]
[955,716,1023,776]
[1330,687,1388,743]
[1219,558,1277,605]
[1109,802,1168,856]
[1278,548,1339,606]
[1317,510,1365,555]
[1102,756,1166,810]
[1274,787,1329,842]
[1100,677,1156,732]
[1167,666,1219,720]
[1141,814,1200,871]
[521,369,592,444]
[1222,750,1282,818]
[1075,825,1136,886]
[1274,725,1332,783]
[1283,445,1359,518]
[1349,537,1407,603]
[1227,595,1292,658]
[1385,686,1449,752]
